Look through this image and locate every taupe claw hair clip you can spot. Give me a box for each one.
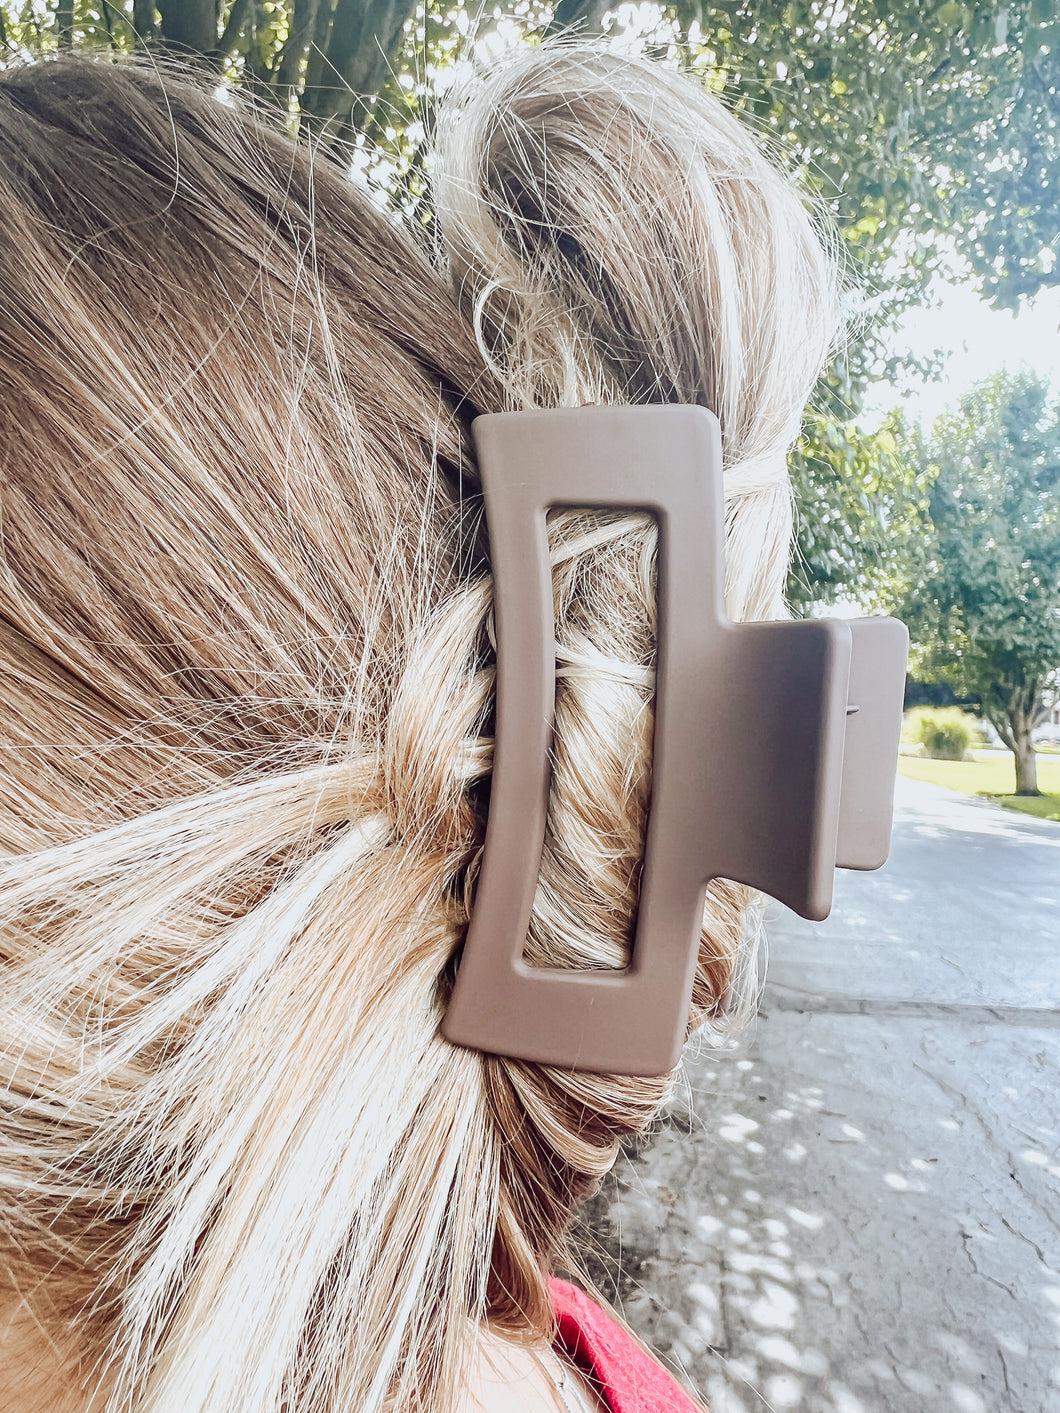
[442,405,909,1076]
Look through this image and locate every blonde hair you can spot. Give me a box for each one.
[0,40,840,1413]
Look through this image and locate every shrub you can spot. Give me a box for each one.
[905,706,974,761]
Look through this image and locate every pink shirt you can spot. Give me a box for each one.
[549,1279,705,1413]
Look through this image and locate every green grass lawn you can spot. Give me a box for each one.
[898,750,1060,822]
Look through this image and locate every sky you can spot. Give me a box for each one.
[860,281,1060,431]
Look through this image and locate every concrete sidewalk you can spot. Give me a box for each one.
[585,776,1060,1413]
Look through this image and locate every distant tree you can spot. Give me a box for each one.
[786,409,925,613]
[903,679,973,711]
[896,372,1060,795]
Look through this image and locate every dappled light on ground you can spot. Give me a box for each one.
[582,777,1059,1413]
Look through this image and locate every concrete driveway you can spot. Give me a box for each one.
[585,775,1060,1413]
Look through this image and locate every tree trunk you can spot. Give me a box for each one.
[215,0,254,61]
[158,0,218,57]
[299,0,417,140]
[992,685,1042,796]
[242,1,276,90]
[132,0,156,44]
[98,0,118,48]
[1013,728,1039,795]
[57,0,74,48]
[274,0,321,96]
[302,0,337,107]
[547,0,613,35]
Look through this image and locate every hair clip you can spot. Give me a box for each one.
[441,405,908,1076]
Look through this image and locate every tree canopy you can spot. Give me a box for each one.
[5,2,1052,308]
[2,1,1057,611]
[895,371,1060,794]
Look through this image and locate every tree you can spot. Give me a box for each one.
[550,3,1060,608]
[554,2,1060,313]
[2,1,1057,610]
[787,410,926,613]
[896,372,1060,796]
[0,0,424,141]
[2,2,1055,304]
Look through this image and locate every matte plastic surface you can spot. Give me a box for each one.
[441,405,908,1076]
[835,617,910,869]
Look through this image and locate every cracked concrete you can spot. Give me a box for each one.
[583,776,1060,1413]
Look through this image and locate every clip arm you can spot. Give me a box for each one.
[442,405,907,1076]
[836,617,909,869]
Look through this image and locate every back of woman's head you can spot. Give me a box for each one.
[0,41,840,1413]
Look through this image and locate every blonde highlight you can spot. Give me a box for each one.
[0,39,842,1413]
